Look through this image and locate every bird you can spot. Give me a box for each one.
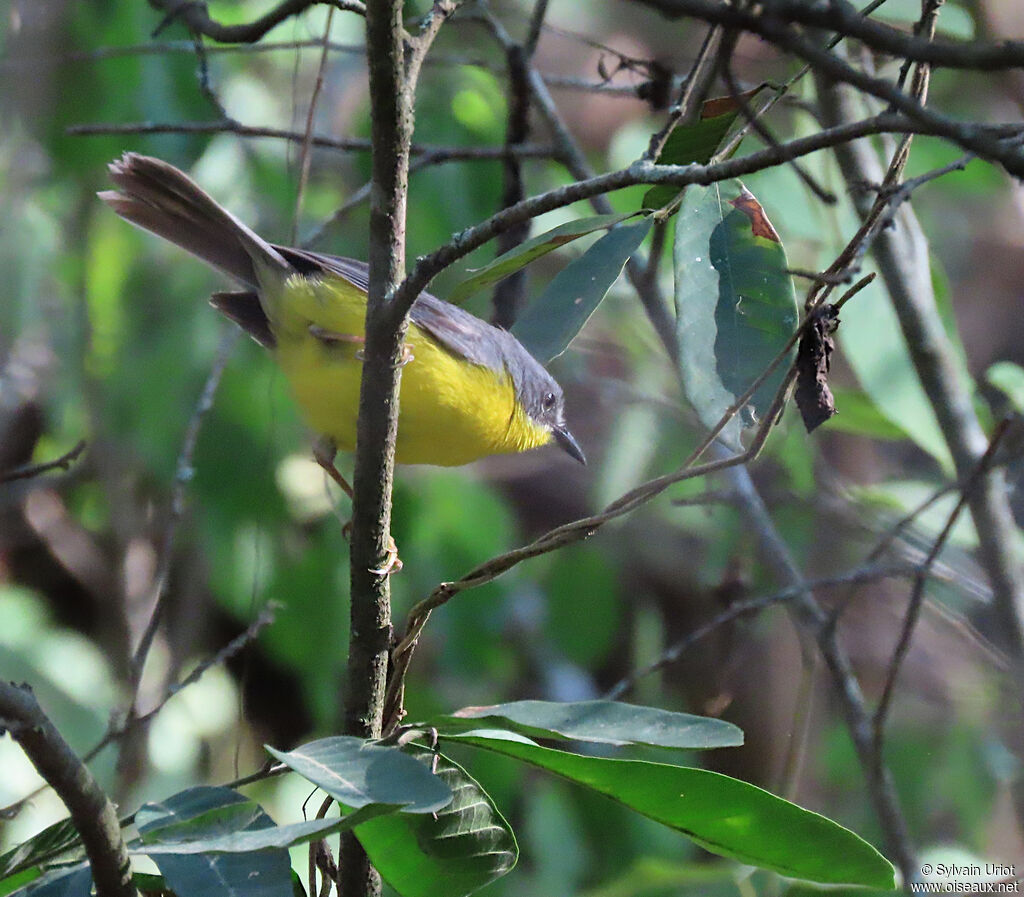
[100,154,585,567]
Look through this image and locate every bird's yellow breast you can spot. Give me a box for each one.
[265,273,553,465]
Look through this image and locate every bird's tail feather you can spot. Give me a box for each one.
[99,153,289,290]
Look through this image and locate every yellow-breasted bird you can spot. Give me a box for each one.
[100,154,585,498]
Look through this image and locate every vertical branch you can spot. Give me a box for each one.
[815,67,1024,664]
[491,43,531,327]
[343,0,413,894]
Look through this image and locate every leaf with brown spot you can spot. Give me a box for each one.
[729,188,781,243]
[643,86,767,210]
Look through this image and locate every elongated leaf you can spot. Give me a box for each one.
[149,852,291,897]
[11,863,90,897]
[986,360,1024,413]
[674,180,798,449]
[0,820,82,879]
[514,218,653,363]
[267,736,452,813]
[0,869,40,897]
[355,748,517,897]
[428,699,742,750]
[644,87,766,210]
[448,212,636,304]
[821,388,909,441]
[136,786,260,843]
[446,731,895,889]
[134,787,292,897]
[132,806,393,854]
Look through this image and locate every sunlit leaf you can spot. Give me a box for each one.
[0,820,82,879]
[446,731,895,888]
[133,787,292,897]
[10,863,89,897]
[428,699,742,750]
[673,180,798,448]
[449,212,637,304]
[267,736,452,813]
[514,218,653,362]
[986,361,1024,413]
[644,87,766,210]
[355,749,517,897]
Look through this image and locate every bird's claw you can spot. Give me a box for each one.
[369,536,403,576]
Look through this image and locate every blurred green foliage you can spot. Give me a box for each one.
[1,0,1021,894]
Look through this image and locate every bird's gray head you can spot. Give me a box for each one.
[508,351,586,465]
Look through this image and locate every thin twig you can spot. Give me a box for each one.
[605,562,925,699]
[67,120,558,161]
[872,418,1012,751]
[128,328,239,696]
[382,360,797,732]
[643,23,724,162]
[292,7,337,243]
[148,0,363,45]
[0,440,87,484]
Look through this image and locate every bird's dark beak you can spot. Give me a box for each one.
[552,425,586,465]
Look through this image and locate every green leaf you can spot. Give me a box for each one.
[136,786,261,843]
[427,699,742,750]
[513,218,653,363]
[355,748,517,897]
[146,851,291,897]
[0,819,82,879]
[267,736,452,813]
[820,388,911,440]
[986,361,1024,413]
[133,808,391,854]
[446,731,895,889]
[644,88,766,210]
[133,787,293,897]
[0,870,41,897]
[784,885,898,897]
[839,276,953,472]
[10,863,90,897]
[448,212,637,304]
[673,180,798,449]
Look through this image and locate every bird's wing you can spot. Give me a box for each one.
[272,247,519,377]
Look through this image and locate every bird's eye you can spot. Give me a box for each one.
[542,392,557,410]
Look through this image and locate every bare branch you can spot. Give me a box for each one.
[0,440,87,484]
[873,418,1012,751]
[67,120,558,161]
[149,0,363,45]
[0,683,138,897]
[606,562,928,700]
[632,0,1024,71]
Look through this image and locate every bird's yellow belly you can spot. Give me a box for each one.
[269,276,547,465]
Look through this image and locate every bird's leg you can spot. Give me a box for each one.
[308,324,413,366]
[311,435,403,575]
[309,325,364,352]
[312,435,353,498]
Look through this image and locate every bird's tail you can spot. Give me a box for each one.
[99,153,289,290]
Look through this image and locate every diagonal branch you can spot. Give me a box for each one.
[0,683,138,897]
